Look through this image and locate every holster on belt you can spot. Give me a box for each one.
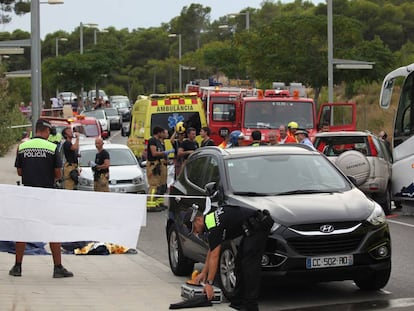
[243,209,274,236]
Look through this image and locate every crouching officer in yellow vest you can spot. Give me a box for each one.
[62,127,80,190]
[191,204,274,311]
[146,126,174,212]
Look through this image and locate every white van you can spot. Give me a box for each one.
[88,89,108,102]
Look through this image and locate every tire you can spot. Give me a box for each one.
[377,185,392,215]
[217,241,237,300]
[354,266,391,290]
[167,226,194,276]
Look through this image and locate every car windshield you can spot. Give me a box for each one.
[226,154,350,194]
[72,124,99,137]
[243,101,314,129]
[79,148,137,167]
[314,136,370,156]
[112,100,129,108]
[105,108,118,116]
[83,110,105,119]
[151,112,202,134]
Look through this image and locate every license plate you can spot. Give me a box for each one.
[306,255,353,269]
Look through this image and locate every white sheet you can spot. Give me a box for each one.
[0,184,146,249]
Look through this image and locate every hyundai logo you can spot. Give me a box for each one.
[320,224,335,233]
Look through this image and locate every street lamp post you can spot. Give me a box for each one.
[55,37,67,57]
[79,22,98,104]
[55,37,67,97]
[80,22,98,54]
[94,28,108,45]
[229,11,250,31]
[168,33,182,92]
[30,0,64,129]
[327,0,334,103]
[30,0,41,131]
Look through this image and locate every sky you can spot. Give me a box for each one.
[0,0,322,39]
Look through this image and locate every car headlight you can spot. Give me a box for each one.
[78,177,93,187]
[132,176,144,185]
[367,202,386,225]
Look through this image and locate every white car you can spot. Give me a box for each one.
[58,91,77,104]
[88,89,109,102]
[77,144,147,193]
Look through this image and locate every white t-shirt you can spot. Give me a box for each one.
[51,97,59,108]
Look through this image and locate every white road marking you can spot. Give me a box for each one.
[387,219,414,228]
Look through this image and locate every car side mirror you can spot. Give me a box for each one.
[228,107,236,121]
[205,182,219,202]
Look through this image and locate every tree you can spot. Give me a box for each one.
[0,0,29,24]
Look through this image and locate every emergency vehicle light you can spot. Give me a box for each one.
[292,90,300,98]
[264,89,290,97]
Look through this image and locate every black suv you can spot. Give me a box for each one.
[166,145,391,298]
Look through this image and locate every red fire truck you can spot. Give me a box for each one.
[197,83,356,145]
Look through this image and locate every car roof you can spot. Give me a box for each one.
[194,145,317,159]
[70,116,99,124]
[79,143,130,151]
[42,116,71,126]
[315,131,373,137]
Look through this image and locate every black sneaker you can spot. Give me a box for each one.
[9,264,22,277]
[53,265,74,278]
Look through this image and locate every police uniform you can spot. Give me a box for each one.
[146,136,165,210]
[93,149,110,192]
[249,141,267,147]
[62,140,78,190]
[12,122,73,279]
[204,206,274,311]
[15,137,62,188]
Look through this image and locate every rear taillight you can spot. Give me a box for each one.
[367,136,378,156]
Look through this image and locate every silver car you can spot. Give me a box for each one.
[77,144,147,193]
[104,107,122,130]
[314,131,393,214]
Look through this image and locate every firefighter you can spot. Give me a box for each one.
[287,121,299,142]
[146,126,173,211]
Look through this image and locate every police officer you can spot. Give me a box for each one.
[11,119,73,278]
[91,137,110,192]
[62,127,80,190]
[192,205,274,311]
[48,126,62,147]
[146,126,173,211]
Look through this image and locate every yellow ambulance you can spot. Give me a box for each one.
[125,93,207,161]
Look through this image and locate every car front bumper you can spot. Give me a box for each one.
[260,222,391,281]
[77,182,147,194]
